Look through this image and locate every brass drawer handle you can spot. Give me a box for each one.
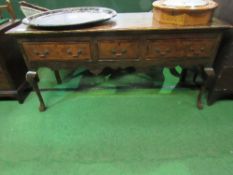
[33,50,49,58]
[67,48,83,58]
[111,48,127,57]
[155,48,171,56]
[160,52,166,56]
[200,47,205,52]
[115,53,123,57]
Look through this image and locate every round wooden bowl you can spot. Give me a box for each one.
[152,0,218,26]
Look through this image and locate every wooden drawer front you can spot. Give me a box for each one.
[97,40,139,60]
[22,42,91,61]
[144,38,217,59]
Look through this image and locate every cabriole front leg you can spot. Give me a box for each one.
[197,67,215,110]
[26,71,46,112]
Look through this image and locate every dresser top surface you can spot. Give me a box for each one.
[7,12,232,35]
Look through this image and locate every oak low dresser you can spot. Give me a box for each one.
[6,12,231,111]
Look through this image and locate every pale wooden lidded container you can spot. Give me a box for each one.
[152,0,218,26]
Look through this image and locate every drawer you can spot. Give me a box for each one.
[22,42,92,61]
[144,38,217,59]
[97,40,139,60]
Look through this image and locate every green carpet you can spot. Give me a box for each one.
[0,68,233,175]
[0,18,9,25]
